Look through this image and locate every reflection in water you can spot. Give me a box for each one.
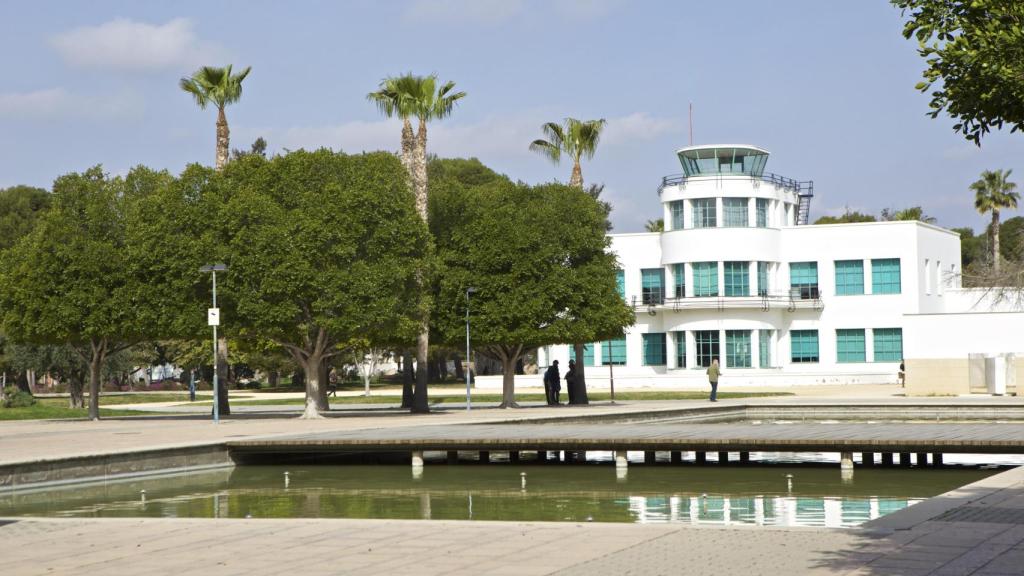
[0,464,996,528]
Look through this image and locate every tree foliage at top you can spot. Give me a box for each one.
[430,164,632,407]
[0,185,50,251]
[529,118,607,188]
[217,150,428,418]
[813,210,878,224]
[971,168,1020,274]
[179,64,252,169]
[894,0,1024,144]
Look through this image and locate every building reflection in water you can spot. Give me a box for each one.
[626,495,922,528]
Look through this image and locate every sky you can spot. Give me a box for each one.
[1,0,1022,233]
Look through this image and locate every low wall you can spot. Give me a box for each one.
[905,359,970,396]
[473,370,899,390]
[0,443,232,491]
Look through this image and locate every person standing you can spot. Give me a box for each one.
[564,359,578,405]
[706,358,721,402]
[543,360,561,405]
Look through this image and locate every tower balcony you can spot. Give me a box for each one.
[630,291,824,313]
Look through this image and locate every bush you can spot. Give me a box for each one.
[2,386,37,408]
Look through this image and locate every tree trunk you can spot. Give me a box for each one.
[318,358,330,408]
[87,339,107,421]
[217,337,231,415]
[411,120,432,414]
[495,345,523,409]
[571,343,590,405]
[400,119,415,182]
[68,375,85,409]
[993,210,1001,275]
[452,352,465,382]
[216,107,230,171]
[15,371,30,394]
[268,370,279,388]
[402,349,414,408]
[299,353,326,419]
[569,160,583,189]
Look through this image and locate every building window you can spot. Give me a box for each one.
[570,343,595,366]
[834,260,864,296]
[836,329,866,363]
[726,330,752,368]
[790,262,819,299]
[723,198,748,227]
[694,330,720,367]
[616,269,625,299]
[756,198,769,227]
[674,331,686,368]
[759,329,773,368]
[670,201,685,230]
[692,198,717,228]
[873,328,903,362]
[724,261,750,296]
[790,330,819,363]
[757,261,769,296]
[692,262,719,297]
[601,337,626,365]
[672,263,685,298]
[642,333,667,366]
[871,258,901,294]
[641,268,665,304]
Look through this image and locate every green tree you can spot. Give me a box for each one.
[529,117,608,394]
[218,150,427,418]
[999,216,1024,262]
[0,167,152,419]
[645,218,664,232]
[530,118,607,188]
[0,185,51,251]
[432,175,632,407]
[367,73,466,413]
[971,168,1020,274]
[179,65,252,170]
[894,0,1024,144]
[881,206,938,223]
[952,226,988,270]
[813,209,877,224]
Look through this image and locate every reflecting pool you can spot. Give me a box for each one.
[1,464,997,528]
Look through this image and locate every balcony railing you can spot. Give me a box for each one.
[658,172,814,197]
[630,290,823,313]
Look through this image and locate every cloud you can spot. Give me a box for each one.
[553,0,625,20]
[51,18,227,71]
[268,112,685,159]
[0,87,144,120]
[403,0,525,25]
[602,113,685,146]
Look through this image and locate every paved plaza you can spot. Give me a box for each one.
[2,386,1024,575]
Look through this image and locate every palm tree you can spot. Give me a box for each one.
[368,73,466,413]
[645,218,664,232]
[179,65,252,170]
[971,169,1020,274]
[530,118,607,188]
[530,118,606,404]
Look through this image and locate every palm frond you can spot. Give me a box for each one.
[529,140,561,164]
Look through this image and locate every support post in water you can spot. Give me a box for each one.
[411,450,424,468]
[862,452,874,467]
[899,452,911,466]
[932,453,943,466]
[696,451,707,464]
[478,451,490,464]
[670,451,682,464]
[644,451,656,465]
[881,452,894,466]
[916,453,929,466]
[840,452,854,470]
[509,451,520,462]
[740,452,750,464]
[447,451,458,464]
[718,451,729,464]
[614,450,628,470]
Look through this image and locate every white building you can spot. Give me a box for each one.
[501,144,1021,391]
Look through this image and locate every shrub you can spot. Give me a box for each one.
[2,386,37,408]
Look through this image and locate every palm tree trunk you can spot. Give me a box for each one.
[992,210,1001,275]
[216,107,230,170]
[411,119,432,413]
[400,119,415,181]
[569,160,583,188]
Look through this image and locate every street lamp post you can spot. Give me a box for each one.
[200,263,228,423]
[465,287,477,411]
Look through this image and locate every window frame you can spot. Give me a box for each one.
[642,333,667,366]
[692,261,719,297]
[722,197,749,227]
[724,261,750,297]
[790,329,819,363]
[691,198,717,228]
[836,328,866,363]
[834,260,864,296]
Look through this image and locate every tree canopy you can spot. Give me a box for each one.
[895,0,1024,143]
[0,185,50,251]
[431,168,632,406]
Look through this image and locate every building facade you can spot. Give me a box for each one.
[534,144,968,387]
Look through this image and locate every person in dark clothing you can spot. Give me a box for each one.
[564,359,578,405]
[543,360,561,405]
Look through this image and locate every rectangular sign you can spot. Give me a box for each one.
[208,308,220,326]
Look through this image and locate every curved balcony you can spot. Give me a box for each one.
[630,291,824,313]
[659,172,813,196]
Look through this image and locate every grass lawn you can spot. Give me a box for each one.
[0,398,152,420]
[213,391,791,406]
